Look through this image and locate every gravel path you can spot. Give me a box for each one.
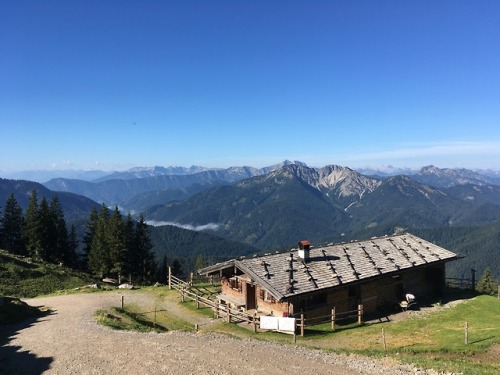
[0,292,447,375]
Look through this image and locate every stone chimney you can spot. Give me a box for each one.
[298,240,311,262]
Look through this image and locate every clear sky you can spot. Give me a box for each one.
[1,1,499,172]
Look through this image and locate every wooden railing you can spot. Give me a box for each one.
[445,277,474,290]
[297,305,364,336]
[168,267,363,337]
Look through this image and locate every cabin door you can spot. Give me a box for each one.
[246,284,256,310]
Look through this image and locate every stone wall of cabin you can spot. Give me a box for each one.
[256,285,288,315]
[220,276,244,302]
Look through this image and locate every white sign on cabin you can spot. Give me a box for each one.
[260,316,296,334]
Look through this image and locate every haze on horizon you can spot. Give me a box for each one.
[1,2,499,173]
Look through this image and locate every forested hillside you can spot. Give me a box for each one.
[149,224,258,275]
[412,222,500,279]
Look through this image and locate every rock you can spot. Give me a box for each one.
[118,283,134,290]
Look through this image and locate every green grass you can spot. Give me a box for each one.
[0,250,96,298]
[124,302,194,332]
[95,306,167,333]
[288,295,499,375]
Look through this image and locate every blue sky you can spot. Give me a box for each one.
[1,1,499,172]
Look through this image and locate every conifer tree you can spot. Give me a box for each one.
[88,204,111,278]
[82,206,99,269]
[108,206,126,283]
[37,197,53,261]
[133,214,156,283]
[171,258,183,277]
[123,213,136,282]
[23,189,41,259]
[66,224,79,268]
[194,254,206,274]
[0,193,25,255]
[50,195,69,264]
[476,268,497,296]
[156,253,168,284]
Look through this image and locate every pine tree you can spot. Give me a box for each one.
[88,204,111,278]
[123,213,136,282]
[23,189,41,259]
[134,214,156,284]
[171,258,183,278]
[476,268,497,296]
[66,224,79,268]
[194,254,206,273]
[50,195,69,264]
[37,197,53,261]
[156,253,168,284]
[82,206,99,270]
[0,193,26,255]
[108,206,126,283]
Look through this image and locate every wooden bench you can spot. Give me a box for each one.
[217,294,246,310]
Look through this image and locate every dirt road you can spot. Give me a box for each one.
[1,291,433,375]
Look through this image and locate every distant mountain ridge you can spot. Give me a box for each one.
[42,160,307,207]
[411,165,499,188]
[93,165,216,182]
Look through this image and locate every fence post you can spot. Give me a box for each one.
[168,266,172,290]
[190,272,193,286]
[227,306,231,323]
[215,301,219,318]
[382,328,387,350]
[331,307,336,331]
[196,295,199,309]
[465,321,469,344]
[121,295,124,309]
[154,307,157,328]
[358,304,363,325]
[300,313,305,337]
[181,288,185,303]
[253,312,257,333]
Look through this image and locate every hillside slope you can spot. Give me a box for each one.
[0,249,95,298]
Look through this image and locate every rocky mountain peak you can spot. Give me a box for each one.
[317,165,382,197]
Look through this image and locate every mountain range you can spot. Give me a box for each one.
[143,164,500,242]
[1,161,500,279]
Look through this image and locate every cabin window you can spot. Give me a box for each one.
[229,277,242,292]
[258,289,275,303]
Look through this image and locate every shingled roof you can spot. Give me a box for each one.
[198,233,458,301]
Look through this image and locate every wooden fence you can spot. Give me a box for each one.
[445,277,475,290]
[445,269,476,291]
[168,270,261,331]
[168,267,364,337]
[297,305,364,336]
